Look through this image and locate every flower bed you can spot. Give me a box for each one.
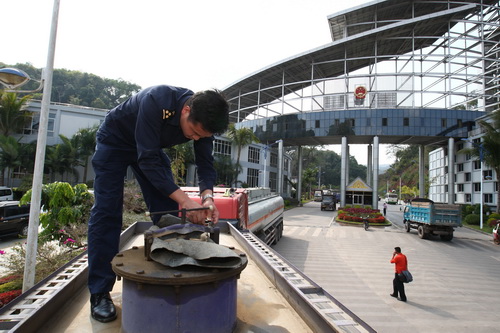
[336,207,389,225]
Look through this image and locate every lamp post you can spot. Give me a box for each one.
[462,138,486,229]
[261,140,280,189]
[1,0,61,292]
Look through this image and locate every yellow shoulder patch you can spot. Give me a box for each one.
[162,109,175,119]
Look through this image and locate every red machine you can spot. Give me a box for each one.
[182,187,284,245]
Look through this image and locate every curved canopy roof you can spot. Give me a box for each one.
[222,0,496,123]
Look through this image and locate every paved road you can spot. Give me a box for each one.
[273,201,499,333]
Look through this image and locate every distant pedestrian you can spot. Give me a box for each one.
[383,202,387,216]
[390,247,408,302]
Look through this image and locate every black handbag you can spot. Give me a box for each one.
[399,270,413,283]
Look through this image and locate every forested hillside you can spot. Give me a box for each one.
[378,145,435,199]
[1,62,141,109]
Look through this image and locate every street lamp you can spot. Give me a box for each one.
[462,138,486,229]
[261,140,280,189]
[0,68,45,93]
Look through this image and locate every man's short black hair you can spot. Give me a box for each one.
[394,247,401,253]
[186,89,229,135]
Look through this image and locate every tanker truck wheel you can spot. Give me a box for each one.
[417,225,427,239]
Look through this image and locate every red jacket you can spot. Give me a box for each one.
[390,253,408,273]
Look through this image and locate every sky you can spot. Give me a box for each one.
[2,0,395,166]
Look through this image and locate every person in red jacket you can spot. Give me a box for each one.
[390,246,408,302]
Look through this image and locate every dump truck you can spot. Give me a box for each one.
[403,198,462,241]
[0,187,375,333]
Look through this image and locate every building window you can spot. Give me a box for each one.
[382,118,388,126]
[349,119,355,127]
[484,193,493,203]
[270,152,278,168]
[269,172,277,191]
[248,147,260,164]
[465,173,471,182]
[457,163,463,172]
[315,120,320,128]
[213,139,232,156]
[473,138,481,145]
[457,119,463,127]
[473,160,481,169]
[473,182,481,192]
[456,143,463,151]
[445,185,448,193]
[483,170,493,180]
[441,118,447,127]
[24,112,56,136]
[457,184,464,192]
[403,118,409,126]
[366,118,371,126]
[247,168,259,187]
[465,193,471,202]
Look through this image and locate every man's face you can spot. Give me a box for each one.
[180,106,212,141]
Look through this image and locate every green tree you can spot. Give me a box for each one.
[460,110,500,213]
[45,135,80,183]
[20,182,93,247]
[302,167,318,200]
[226,124,260,184]
[0,91,32,136]
[71,125,98,184]
[0,135,22,186]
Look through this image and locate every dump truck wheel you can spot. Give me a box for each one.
[440,233,453,241]
[417,225,427,239]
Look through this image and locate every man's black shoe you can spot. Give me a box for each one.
[397,297,407,302]
[90,293,117,323]
[390,293,397,298]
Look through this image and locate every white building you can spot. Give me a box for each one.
[429,113,497,210]
[11,100,292,197]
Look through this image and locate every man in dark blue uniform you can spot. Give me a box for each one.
[88,85,229,322]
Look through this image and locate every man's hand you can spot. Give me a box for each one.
[202,197,219,224]
[170,189,218,225]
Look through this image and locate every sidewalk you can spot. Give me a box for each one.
[277,202,500,333]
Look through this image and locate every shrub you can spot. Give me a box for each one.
[0,280,23,293]
[489,213,500,220]
[123,181,147,213]
[0,275,21,285]
[488,218,500,227]
[0,290,22,307]
[464,214,480,225]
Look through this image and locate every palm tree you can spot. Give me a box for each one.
[0,91,32,136]
[71,125,98,184]
[0,135,22,186]
[225,124,259,185]
[45,135,80,183]
[460,110,500,213]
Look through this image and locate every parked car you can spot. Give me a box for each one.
[0,187,13,201]
[0,201,30,237]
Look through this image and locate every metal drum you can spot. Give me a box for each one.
[112,245,247,333]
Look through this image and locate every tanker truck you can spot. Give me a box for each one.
[0,187,374,333]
